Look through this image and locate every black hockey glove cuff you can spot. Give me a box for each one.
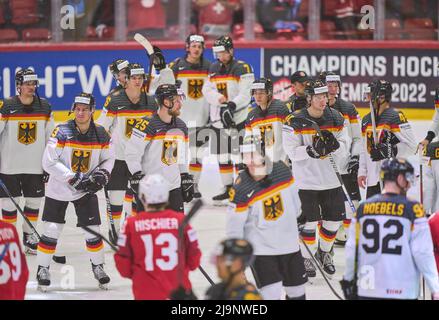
[220,105,235,129]
[347,155,359,176]
[340,279,358,300]
[370,143,398,161]
[68,172,90,191]
[320,130,340,153]
[42,171,50,183]
[86,169,110,193]
[306,145,321,159]
[129,171,145,194]
[425,131,436,143]
[151,46,166,71]
[181,173,194,203]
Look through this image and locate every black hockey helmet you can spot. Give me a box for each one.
[71,92,96,113]
[15,68,39,87]
[319,71,341,87]
[126,63,146,79]
[251,78,273,99]
[185,34,205,50]
[380,158,414,183]
[109,59,129,76]
[371,79,392,103]
[155,83,184,107]
[214,238,254,267]
[305,79,328,96]
[290,70,309,84]
[213,35,234,56]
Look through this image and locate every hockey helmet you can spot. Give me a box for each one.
[380,158,415,184]
[109,59,129,76]
[305,79,328,96]
[186,34,205,50]
[71,92,96,113]
[371,79,392,103]
[319,71,341,87]
[290,70,309,84]
[126,63,146,79]
[155,83,185,107]
[212,35,234,56]
[15,68,39,87]
[138,174,170,205]
[213,238,254,267]
[251,78,273,99]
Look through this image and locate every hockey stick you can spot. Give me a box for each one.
[134,33,155,94]
[300,237,344,300]
[0,242,9,264]
[104,187,118,246]
[273,84,292,95]
[418,147,426,300]
[0,179,66,264]
[82,225,119,252]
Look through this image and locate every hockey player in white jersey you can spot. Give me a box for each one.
[341,158,439,300]
[358,80,417,199]
[125,84,194,213]
[202,35,255,203]
[282,79,350,279]
[36,93,115,292]
[319,71,362,245]
[0,68,55,254]
[168,34,211,198]
[226,135,307,300]
[245,78,290,163]
[420,88,439,148]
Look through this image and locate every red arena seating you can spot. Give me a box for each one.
[9,0,40,25]
[404,18,436,40]
[0,29,19,42]
[22,28,51,41]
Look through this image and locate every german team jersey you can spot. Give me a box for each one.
[125,114,189,190]
[358,108,417,187]
[42,120,115,201]
[96,89,158,161]
[244,99,290,162]
[285,93,308,113]
[282,107,349,190]
[202,59,255,127]
[344,193,439,299]
[169,57,211,127]
[226,161,301,256]
[0,96,54,174]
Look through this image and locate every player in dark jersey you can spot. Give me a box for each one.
[0,68,54,255]
[108,58,129,93]
[285,71,310,113]
[206,238,261,300]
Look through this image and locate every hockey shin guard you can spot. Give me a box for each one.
[37,222,64,267]
[1,197,19,224]
[301,221,318,255]
[108,190,124,233]
[22,197,42,234]
[259,281,283,300]
[285,284,306,300]
[319,220,341,252]
[84,225,105,265]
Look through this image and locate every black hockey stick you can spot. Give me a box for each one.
[0,242,9,264]
[103,187,118,246]
[300,237,344,300]
[82,225,119,252]
[0,179,66,264]
[273,84,292,95]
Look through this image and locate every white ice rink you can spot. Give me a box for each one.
[7,120,433,300]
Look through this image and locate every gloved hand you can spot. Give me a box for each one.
[42,171,50,183]
[370,143,397,161]
[150,46,166,71]
[319,130,340,153]
[339,279,358,300]
[129,171,145,194]
[220,101,236,129]
[68,172,91,191]
[347,155,359,176]
[86,169,110,193]
[181,173,194,203]
[306,130,340,158]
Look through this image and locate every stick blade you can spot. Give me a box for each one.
[134,33,154,55]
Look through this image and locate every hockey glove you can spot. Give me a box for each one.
[42,171,50,183]
[220,101,236,129]
[370,143,398,161]
[129,171,145,194]
[319,130,340,153]
[181,173,194,203]
[86,169,110,193]
[339,279,358,300]
[150,46,166,71]
[68,172,91,191]
[347,155,359,176]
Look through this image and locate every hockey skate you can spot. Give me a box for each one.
[212,185,232,206]
[193,183,202,199]
[304,258,317,281]
[92,263,110,290]
[315,248,336,279]
[23,232,38,255]
[37,265,50,292]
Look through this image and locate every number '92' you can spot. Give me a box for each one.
[215,305,268,317]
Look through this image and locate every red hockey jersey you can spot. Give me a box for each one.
[114,209,201,300]
[0,220,29,300]
[429,213,439,273]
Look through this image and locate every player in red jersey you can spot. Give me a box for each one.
[0,220,29,299]
[114,174,202,300]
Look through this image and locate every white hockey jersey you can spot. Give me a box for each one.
[282,107,350,190]
[202,59,255,128]
[226,162,301,256]
[169,57,211,127]
[358,108,417,187]
[0,96,54,174]
[42,120,115,202]
[125,114,189,190]
[344,193,439,299]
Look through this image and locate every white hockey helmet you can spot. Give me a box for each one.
[138,174,170,206]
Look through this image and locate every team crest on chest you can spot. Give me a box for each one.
[17,122,37,145]
[71,150,91,173]
[259,124,275,147]
[162,139,178,166]
[216,82,228,100]
[263,193,284,221]
[125,118,142,138]
[188,79,204,100]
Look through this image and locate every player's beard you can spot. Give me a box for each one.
[167,108,180,117]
